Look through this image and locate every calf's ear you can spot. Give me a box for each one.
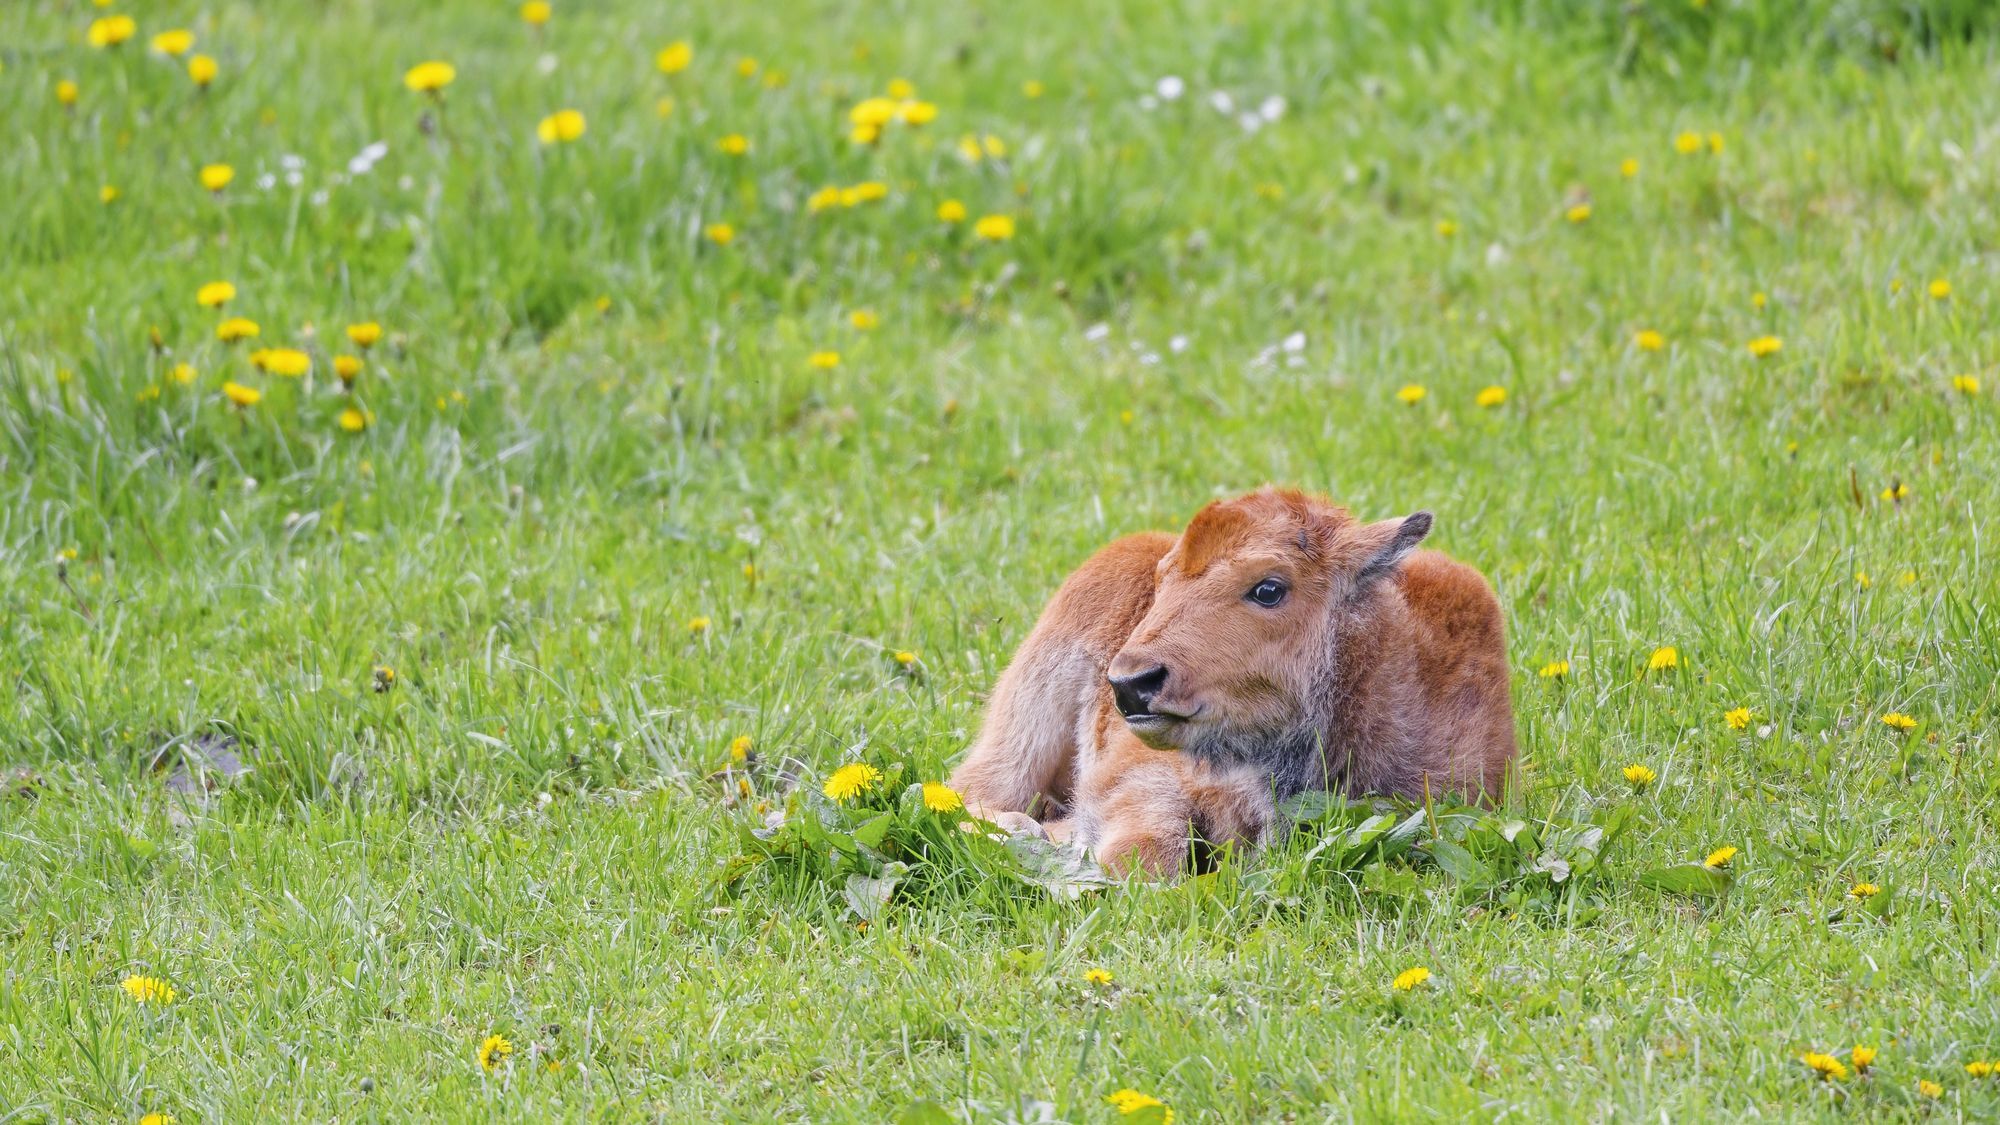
[1351,511,1432,589]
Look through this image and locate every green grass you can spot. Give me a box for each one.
[4,0,2000,1118]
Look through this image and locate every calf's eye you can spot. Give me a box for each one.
[1247,578,1287,607]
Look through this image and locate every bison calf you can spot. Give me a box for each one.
[950,487,1517,876]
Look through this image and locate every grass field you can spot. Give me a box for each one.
[5,0,2000,1119]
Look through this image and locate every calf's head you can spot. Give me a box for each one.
[1106,489,1431,751]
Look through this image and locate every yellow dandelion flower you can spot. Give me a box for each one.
[1880,482,1909,501]
[1105,1089,1167,1116]
[957,134,986,162]
[735,56,758,78]
[1475,385,1507,408]
[188,54,217,87]
[1802,1052,1849,1081]
[1635,329,1665,351]
[849,181,888,203]
[170,363,197,385]
[850,310,879,330]
[1724,707,1751,731]
[1538,659,1570,679]
[1647,646,1679,672]
[88,15,137,49]
[973,214,1016,241]
[1619,157,1639,177]
[1022,79,1045,98]
[345,322,382,348]
[808,351,841,369]
[1880,712,1916,731]
[196,281,236,308]
[57,79,81,107]
[1706,131,1724,153]
[1919,1079,1942,1098]
[886,78,916,99]
[1391,966,1431,991]
[936,199,967,223]
[806,185,842,213]
[850,97,898,128]
[1969,1060,1994,1078]
[823,762,881,802]
[151,29,194,56]
[1897,569,1916,587]
[199,163,234,192]
[1674,131,1701,154]
[922,783,962,812]
[404,61,456,94]
[655,96,676,118]
[1395,384,1427,405]
[1564,203,1591,223]
[1849,883,1880,899]
[1622,764,1656,787]
[717,133,750,155]
[656,41,692,74]
[262,348,310,378]
[1751,290,1768,309]
[120,975,177,1004]
[899,100,938,126]
[1928,278,1951,300]
[1703,845,1738,869]
[1747,335,1782,357]
[221,381,261,407]
[1434,218,1458,237]
[520,1,552,25]
[729,735,752,761]
[1952,374,1981,394]
[981,134,1007,158]
[96,184,118,204]
[893,650,917,665]
[849,122,882,145]
[139,1114,175,1125]
[333,355,363,382]
[216,317,260,343]
[536,109,586,144]
[1855,570,1872,588]
[687,615,711,634]
[704,223,735,246]
[478,1034,513,1071]
[1083,968,1114,986]
[337,407,372,432]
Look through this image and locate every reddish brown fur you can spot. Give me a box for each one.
[950,488,1517,877]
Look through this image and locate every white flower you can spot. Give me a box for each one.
[1155,76,1185,100]
[1281,331,1307,353]
[1139,352,1160,365]
[1169,335,1189,353]
[1208,90,1235,114]
[536,52,558,75]
[1237,112,1263,133]
[361,141,389,162]
[1084,323,1111,342]
[284,170,304,187]
[1258,95,1287,122]
[347,154,373,174]
[280,153,306,172]
[256,172,278,191]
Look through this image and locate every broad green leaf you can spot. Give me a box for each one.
[1639,863,1735,898]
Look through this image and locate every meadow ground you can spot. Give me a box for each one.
[4,0,2000,1119]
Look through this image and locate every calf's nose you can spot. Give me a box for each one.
[1109,665,1169,717]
